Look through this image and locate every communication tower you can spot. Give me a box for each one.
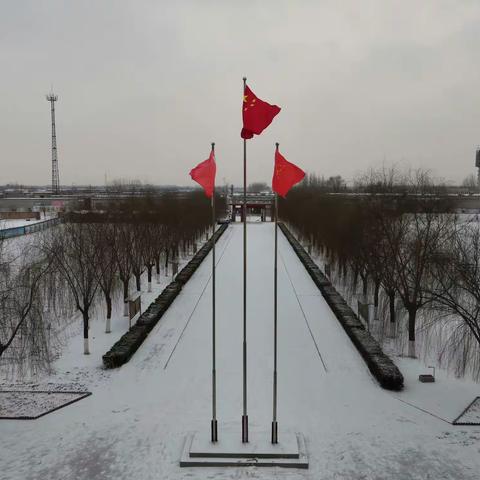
[46,92,60,194]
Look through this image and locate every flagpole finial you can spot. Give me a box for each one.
[211,142,215,151]
[275,142,279,150]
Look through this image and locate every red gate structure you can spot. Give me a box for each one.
[228,193,274,222]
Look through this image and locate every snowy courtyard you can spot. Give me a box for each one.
[2,223,480,479]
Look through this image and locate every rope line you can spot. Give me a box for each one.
[278,234,328,373]
[163,227,235,370]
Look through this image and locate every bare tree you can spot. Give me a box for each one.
[0,245,51,361]
[43,223,101,354]
[429,222,480,349]
[114,224,134,316]
[378,246,400,337]
[95,223,118,333]
[325,175,347,192]
[141,223,157,292]
[152,223,166,284]
[129,222,145,292]
[379,211,453,357]
[462,173,478,191]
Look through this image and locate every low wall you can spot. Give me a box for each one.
[0,217,62,239]
[279,223,404,391]
[102,223,229,368]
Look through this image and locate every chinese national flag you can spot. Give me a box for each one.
[241,84,281,139]
[272,148,305,197]
[190,148,216,198]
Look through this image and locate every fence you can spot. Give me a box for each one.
[0,217,62,239]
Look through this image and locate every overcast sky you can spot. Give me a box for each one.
[1,1,480,187]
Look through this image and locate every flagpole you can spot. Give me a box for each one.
[242,76,249,443]
[210,142,218,443]
[272,143,279,444]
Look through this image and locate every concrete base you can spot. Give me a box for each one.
[180,431,309,468]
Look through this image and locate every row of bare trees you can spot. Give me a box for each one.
[281,167,480,378]
[0,191,221,374]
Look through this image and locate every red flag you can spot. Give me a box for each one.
[190,148,216,198]
[272,148,305,197]
[241,84,281,139]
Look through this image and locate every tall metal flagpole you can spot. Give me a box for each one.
[272,143,279,444]
[211,142,218,443]
[242,77,249,443]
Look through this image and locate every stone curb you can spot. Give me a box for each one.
[278,223,404,391]
[102,223,229,368]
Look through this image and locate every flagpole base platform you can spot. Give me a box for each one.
[179,431,308,468]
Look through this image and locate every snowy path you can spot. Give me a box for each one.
[2,224,480,479]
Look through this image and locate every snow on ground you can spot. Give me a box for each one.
[0,391,91,419]
[454,397,480,425]
[0,214,56,230]
[392,357,480,424]
[1,223,480,479]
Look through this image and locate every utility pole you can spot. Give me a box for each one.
[46,92,60,195]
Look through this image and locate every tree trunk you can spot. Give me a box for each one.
[388,290,396,337]
[147,265,153,292]
[362,274,368,299]
[105,293,112,333]
[164,248,170,276]
[373,280,380,320]
[373,281,380,307]
[122,278,129,316]
[83,311,90,355]
[353,268,359,292]
[155,256,161,283]
[135,273,141,292]
[408,308,417,357]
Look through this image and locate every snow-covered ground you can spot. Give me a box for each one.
[0,214,56,230]
[1,223,480,479]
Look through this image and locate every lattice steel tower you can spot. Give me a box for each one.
[46,92,60,194]
[476,147,480,188]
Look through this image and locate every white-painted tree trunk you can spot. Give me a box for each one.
[84,338,90,355]
[156,272,160,284]
[408,340,416,358]
[105,317,111,334]
[124,301,129,317]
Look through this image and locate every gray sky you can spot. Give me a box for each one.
[1,0,480,187]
